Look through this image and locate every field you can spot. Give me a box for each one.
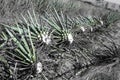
[0,0,120,80]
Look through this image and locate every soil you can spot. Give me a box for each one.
[0,0,120,80]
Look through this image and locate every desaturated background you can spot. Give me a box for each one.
[0,0,120,80]
[0,0,109,23]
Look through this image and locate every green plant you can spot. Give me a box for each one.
[80,16,102,27]
[42,9,73,47]
[3,26,42,79]
[2,10,51,45]
[72,12,120,33]
[72,15,103,32]
[101,12,120,27]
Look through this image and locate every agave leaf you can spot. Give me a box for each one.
[27,11,39,35]
[5,28,31,63]
[42,16,61,33]
[1,23,20,32]
[7,50,30,65]
[22,14,36,34]
[21,34,32,60]
[53,8,64,29]
[0,32,8,48]
[27,26,36,62]
[33,9,39,27]
[44,10,63,31]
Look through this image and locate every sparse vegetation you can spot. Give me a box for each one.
[0,0,120,80]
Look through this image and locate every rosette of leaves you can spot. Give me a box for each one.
[73,12,120,33]
[72,15,103,32]
[76,12,120,32]
[3,26,42,79]
[2,10,51,46]
[42,9,74,47]
[101,12,120,27]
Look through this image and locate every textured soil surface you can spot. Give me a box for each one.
[0,0,120,80]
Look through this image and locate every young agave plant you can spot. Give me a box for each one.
[2,10,51,45]
[77,15,104,32]
[74,12,120,33]
[4,26,42,79]
[101,12,120,27]
[42,9,74,46]
[68,15,102,33]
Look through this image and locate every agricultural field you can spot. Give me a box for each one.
[0,0,120,80]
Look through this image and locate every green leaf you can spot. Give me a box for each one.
[5,28,31,62]
[28,26,36,62]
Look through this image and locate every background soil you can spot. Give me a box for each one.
[0,0,120,80]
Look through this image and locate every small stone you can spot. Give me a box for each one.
[37,62,42,73]
[80,26,86,32]
[41,32,51,45]
[67,33,74,44]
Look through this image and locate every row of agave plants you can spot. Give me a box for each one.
[0,8,120,79]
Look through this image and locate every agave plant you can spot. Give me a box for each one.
[42,9,74,47]
[101,12,120,27]
[79,12,120,33]
[2,10,51,45]
[72,12,120,33]
[72,15,103,32]
[3,26,42,79]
